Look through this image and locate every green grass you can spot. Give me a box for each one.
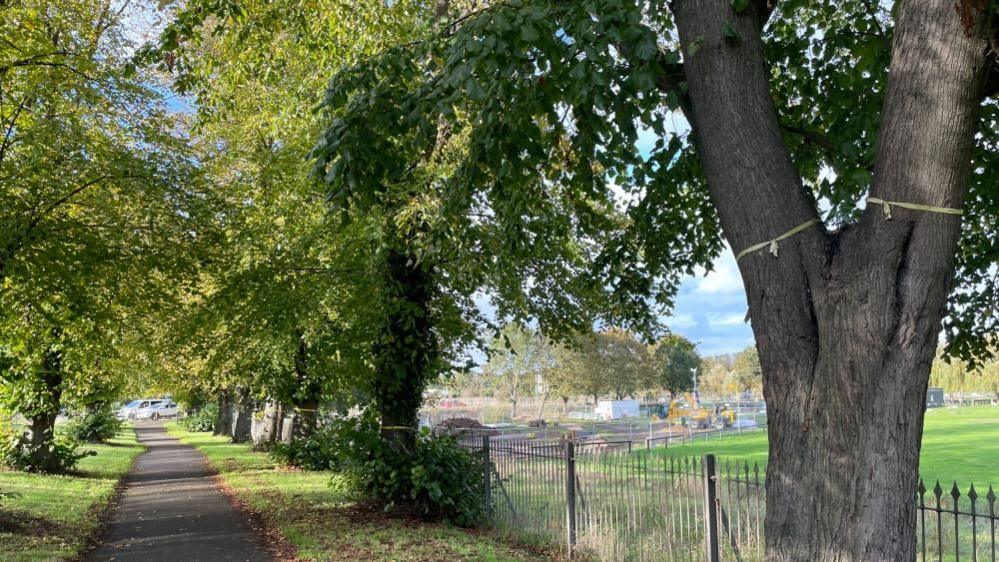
[0,427,145,562]
[166,424,556,562]
[651,405,999,486]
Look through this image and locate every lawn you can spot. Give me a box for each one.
[166,424,556,562]
[0,427,145,562]
[653,405,999,486]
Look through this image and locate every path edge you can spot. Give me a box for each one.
[70,425,148,562]
[199,450,303,562]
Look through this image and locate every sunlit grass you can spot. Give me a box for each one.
[651,405,999,487]
[0,427,145,562]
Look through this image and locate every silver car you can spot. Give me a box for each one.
[134,401,179,421]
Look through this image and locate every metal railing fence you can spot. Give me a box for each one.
[449,431,998,562]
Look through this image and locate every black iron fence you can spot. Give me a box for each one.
[451,432,998,561]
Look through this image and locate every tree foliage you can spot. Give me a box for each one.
[1,0,212,465]
[649,334,699,399]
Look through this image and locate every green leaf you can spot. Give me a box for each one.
[731,0,750,13]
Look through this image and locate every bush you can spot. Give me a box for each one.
[64,407,123,443]
[178,402,218,432]
[0,429,95,473]
[361,431,488,526]
[271,411,379,471]
[268,408,487,525]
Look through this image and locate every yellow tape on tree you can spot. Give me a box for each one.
[735,218,821,261]
[867,197,963,220]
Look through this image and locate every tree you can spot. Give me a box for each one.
[151,0,679,457]
[540,342,583,416]
[303,1,999,558]
[483,324,547,419]
[1,0,210,469]
[649,334,699,401]
[731,346,763,397]
[571,329,647,403]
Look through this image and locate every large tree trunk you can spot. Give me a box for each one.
[27,347,63,472]
[290,397,319,442]
[290,337,322,442]
[374,246,438,453]
[231,388,253,443]
[669,1,989,560]
[253,401,281,448]
[214,390,234,436]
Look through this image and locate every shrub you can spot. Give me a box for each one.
[0,429,95,473]
[361,431,488,526]
[178,402,218,432]
[270,408,488,525]
[271,411,379,471]
[64,407,123,443]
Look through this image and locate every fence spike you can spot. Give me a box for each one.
[987,485,997,506]
[968,483,978,503]
[917,479,926,496]
[951,482,961,502]
[933,480,944,499]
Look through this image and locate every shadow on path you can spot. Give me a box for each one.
[86,423,272,562]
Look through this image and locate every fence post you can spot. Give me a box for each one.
[482,434,491,511]
[703,454,721,562]
[565,439,577,556]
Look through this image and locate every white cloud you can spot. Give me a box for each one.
[706,312,746,328]
[695,250,744,295]
[665,314,697,329]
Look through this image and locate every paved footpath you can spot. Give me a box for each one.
[87,422,272,562]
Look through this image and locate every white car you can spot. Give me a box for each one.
[118,399,165,420]
[134,401,178,421]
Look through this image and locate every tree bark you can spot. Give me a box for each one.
[214,390,234,436]
[27,347,63,472]
[253,401,281,448]
[669,1,990,560]
[231,388,253,443]
[290,336,322,442]
[291,397,319,442]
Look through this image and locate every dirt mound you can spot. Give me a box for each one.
[438,417,485,429]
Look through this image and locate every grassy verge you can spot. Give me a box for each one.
[166,424,556,562]
[0,427,145,562]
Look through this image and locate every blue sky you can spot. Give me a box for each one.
[634,121,754,357]
[665,249,754,357]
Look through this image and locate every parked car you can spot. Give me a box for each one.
[134,401,178,421]
[118,399,165,420]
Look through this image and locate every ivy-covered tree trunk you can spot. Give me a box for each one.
[373,246,438,452]
[670,1,989,560]
[27,347,64,472]
[231,388,253,443]
[214,390,234,436]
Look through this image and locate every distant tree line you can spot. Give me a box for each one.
[451,324,763,420]
[930,350,999,394]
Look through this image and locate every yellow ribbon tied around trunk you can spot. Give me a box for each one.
[735,218,821,261]
[867,197,963,220]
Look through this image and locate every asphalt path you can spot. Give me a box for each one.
[86,422,271,562]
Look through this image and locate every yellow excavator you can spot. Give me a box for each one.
[667,393,735,429]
